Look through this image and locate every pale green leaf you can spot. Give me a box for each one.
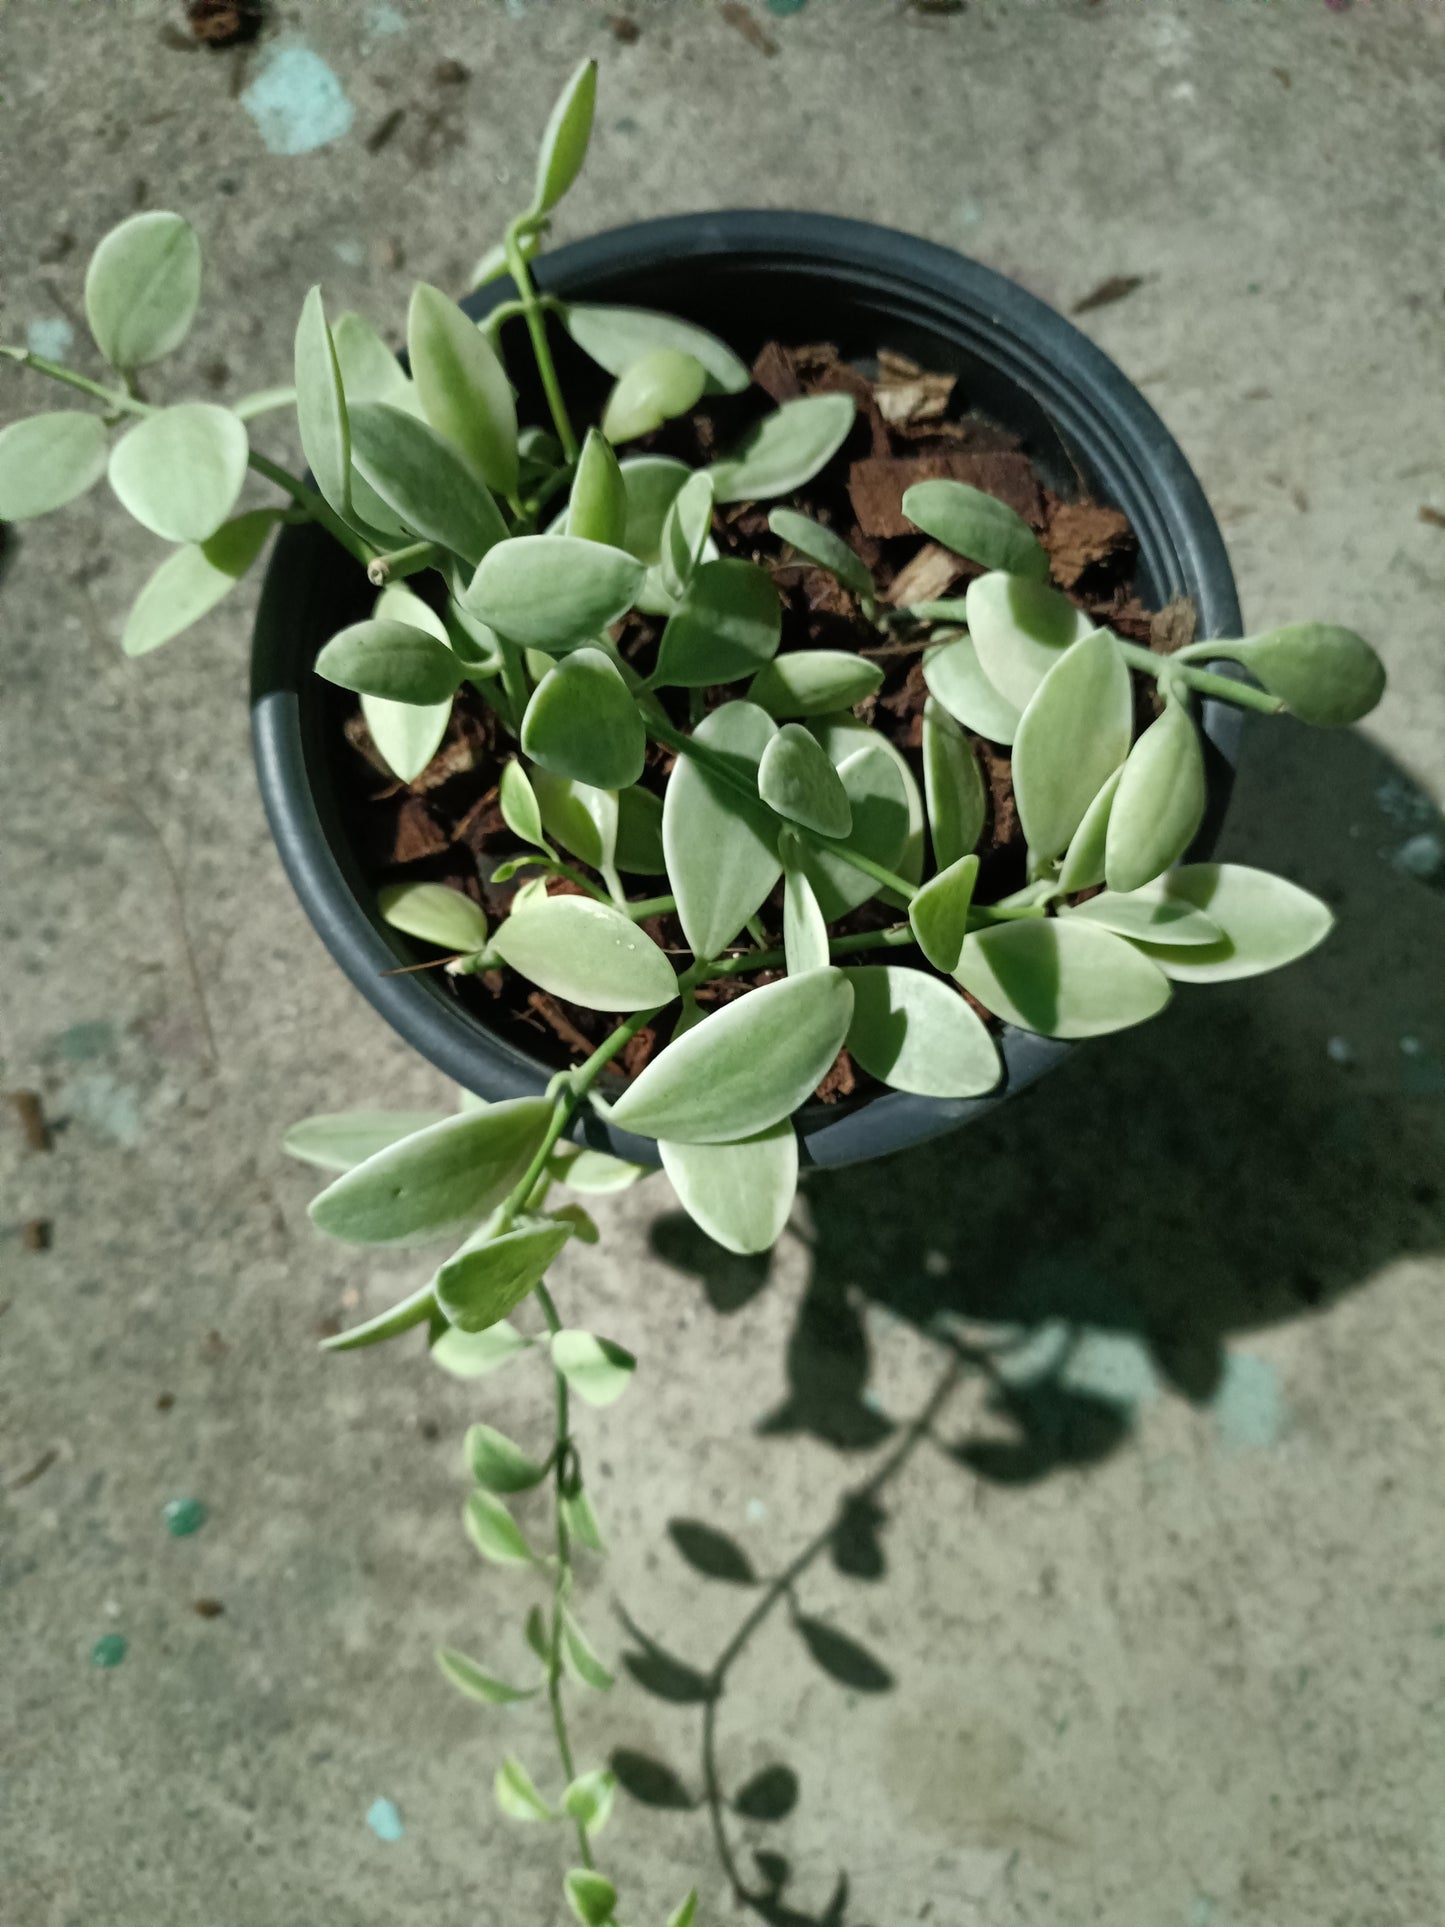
[0,411,108,521]
[408,281,518,497]
[797,741,909,921]
[465,1489,535,1566]
[84,210,200,371]
[922,633,1021,745]
[491,896,678,1010]
[500,758,549,848]
[531,770,619,870]
[308,1098,552,1246]
[1061,884,1221,945]
[361,686,452,784]
[430,1319,534,1378]
[608,970,854,1143]
[466,535,644,649]
[903,479,1047,579]
[1190,623,1384,727]
[436,1646,537,1706]
[548,1202,599,1245]
[660,469,715,601]
[660,1121,798,1256]
[315,618,462,704]
[317,1280,437,1353]
[379,881,487,954]
[602,347,707,444]
[1012,629,1132,862]
[710,393,856,503]
[435,1210,578,1333]
[552,1329,637,1407]
[615,784,666,875]
[532,57,597,215]
[561,1486,605,1554]
[522,648,646,790]
[843,965,1001,1098]
[922,697,986,868]
[496,1756,554,1823]
[465,1421,548,1493]
[563,1767,617,1835]
[566,428,627,546]
[121,508,277,656]
[781,833,829,975]
[333,310,410,405]
[1104,694,1206,893]
[954,918,1171,1039]
[654,557,782,688]
[108,403,248,543]
[908,851,978,974]
[767,506,874,601]
[232,383,296,422]
[552,1146,651,1194]
[564,1870,617,1927]
[759,724,852,837]
[563,1617,616,1694]
[810,715,925,894]
[563,303,750,394]
[749,650,883,720]
[1125,862,1334,982]
[524,1607,549,1663]
[618,456,691,563]
[964,571,1095,711]
[294,285,351,518]
[662,700,781,958]
[668,1895,699,1927]
[282,1109,445,1173]
[350,401,506,565]
[1056,765,1121,894]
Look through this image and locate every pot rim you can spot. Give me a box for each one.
[251,209,1242,1170]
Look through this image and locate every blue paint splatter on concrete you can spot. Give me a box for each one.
[366,2,410,37]
[243,45,354,156]
[27,317,75,361]
[333,237,366,267]
[1062,1330,1160,1407]
[57,1071,144,1147]
[1213,1352,1286,1450]
[366,1797,404,1841]
[56,1020,116,1062]
[1189,1898,1218,1927]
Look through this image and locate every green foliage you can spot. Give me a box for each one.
[749,648,883,719]
[954,918,1172,1039]
[964,570,1094,710]
[282,1109,446,1173]
[1104,691,1206,892]
[361,585,454,780]
[315,618,463,705]
[408,281,518,498]
[350,401,506,565]
[496,1755,556,1822]
[767,506,876,604]
[429,1320,534,1379]
[798,740,910,921]
[466,1422,549,1493]
[908,852,978,974]
[0,411,109,521]
[566,428,628,546]
[491,896,677,1011]
[84,211,201,372]
[108,403,248,543]
[465,1489,537,1566]
[662,701,781,958]
[552,1330,637,1407]
[781,834,830,975]
[759,723,853,837]
[659,1123,799,1256]
[523,648,646,790]
[602,347,708,444]
[1125,862,1333,982]
[1188,622,1384,726]
[654,557,782,687]
[531,58,597,216]
[922,632,1022,744]
[660,469,715,601]
[709,392,856,502]
[295,286,351,519]
[563,1870,617,1927]
[563,302,751,394]
[467,534,644,648]
[903,478,1048,579]
[609,971,854,1143]
[921,698,986,869]
[842,965,1000,1098]
[563,1767,617,1832]
[379,881,488,954]
[122,509,278,656]
[1060,881,1222,946]
[1011,629,1131,862]
[437,1646,538,1706]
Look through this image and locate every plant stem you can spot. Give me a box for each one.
[1,345,152,415]
[367,539,439,587]
[1116,639,1283,715]
[496,637,531,735]
[504,223,579,463]
[244,450,374,569]
[624,894,675,923]
[533,1281,594,1869]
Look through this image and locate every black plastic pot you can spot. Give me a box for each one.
[252,211,1242,1169]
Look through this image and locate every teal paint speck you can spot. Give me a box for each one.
[1189,1898,1218,1927]
[767,0,809,13]
[57,1020,116,1062]
[366,1797,404,1842]
[28,317,75,361]
[243,45,354,156]
[164,1497,207,1538]
[1062,1330,1159,1407]
[1213,1352,1286,1450]
[92,1634,128,1669]
[366,2,409,35]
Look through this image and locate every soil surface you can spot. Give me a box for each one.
[337,342,1192,1102]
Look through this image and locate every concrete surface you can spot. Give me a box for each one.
[2,3,1444,1924]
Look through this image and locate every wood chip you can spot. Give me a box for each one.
[1420,505,1445,529]
[365,108,406,155]
[390,798,451,864]
[815,1048,857,1104]
[192,1598,226,1618]
[1149,595,1198,654]
[1044,497,1132,588]
[719,1,777,54]
[433,57,471,84]
[751,340,804,405]
[185,0,262,45]
[848,451,1042,539]
[609,13,641,41]
[9,1091,50,1152]
[526,992,596,1059]
[1072,274,1146,316]
[884,542,964,608]
[875,371,956,428]
[9,1447,57,1490]
[22,1219,51,1252]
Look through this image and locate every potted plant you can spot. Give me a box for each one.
[0,60,1383,1926]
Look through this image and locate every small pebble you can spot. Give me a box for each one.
[1326,1036,1353,1064]
[91,1634,127,1669]
[192,1598,226,1619]
[164,1497,207,1538]
[366,1797,405,1842]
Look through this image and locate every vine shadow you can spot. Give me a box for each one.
[623,720,1445,1924]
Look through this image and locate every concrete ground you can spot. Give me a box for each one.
[2,2,1443,1923]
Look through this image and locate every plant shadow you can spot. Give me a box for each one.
[627,718,1444,1924]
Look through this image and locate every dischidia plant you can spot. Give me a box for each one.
[0,60,1385,1926]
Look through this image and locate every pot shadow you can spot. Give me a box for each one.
[622,719,1445,1925]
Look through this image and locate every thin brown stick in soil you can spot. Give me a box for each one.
[10,1091,50,1152]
